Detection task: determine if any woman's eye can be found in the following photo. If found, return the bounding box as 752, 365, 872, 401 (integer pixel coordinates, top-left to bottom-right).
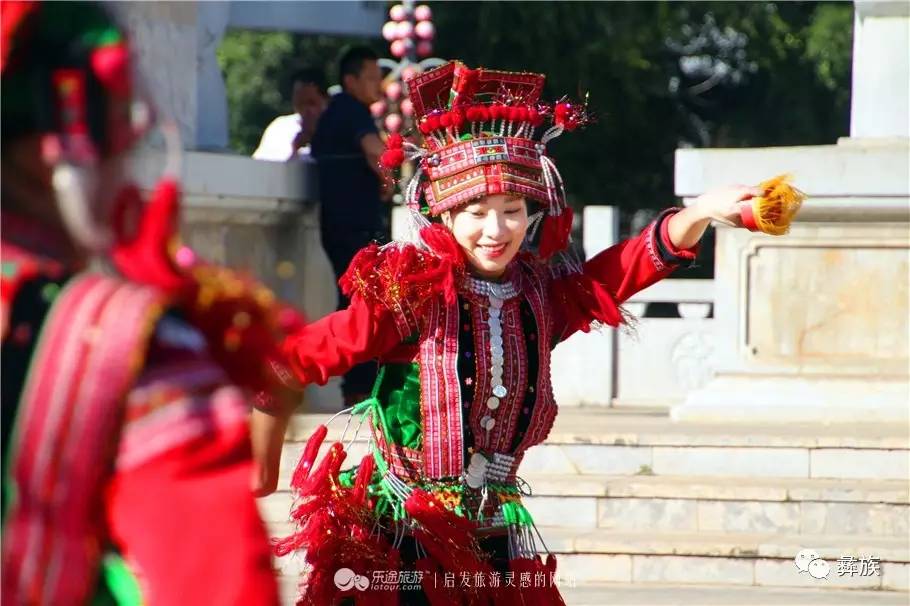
470, 211, 485, 218
505, 209, 521, 215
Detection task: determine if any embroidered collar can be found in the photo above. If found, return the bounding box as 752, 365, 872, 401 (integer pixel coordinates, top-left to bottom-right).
461, 263, 522, 300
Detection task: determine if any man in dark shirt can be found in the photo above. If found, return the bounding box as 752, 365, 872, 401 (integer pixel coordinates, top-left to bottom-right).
311, 46, 389, 406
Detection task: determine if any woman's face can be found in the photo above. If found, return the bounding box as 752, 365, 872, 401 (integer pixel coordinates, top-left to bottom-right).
444, 194, 529, 280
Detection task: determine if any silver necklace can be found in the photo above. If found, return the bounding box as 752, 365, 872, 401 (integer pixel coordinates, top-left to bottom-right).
464, 276, 516, 489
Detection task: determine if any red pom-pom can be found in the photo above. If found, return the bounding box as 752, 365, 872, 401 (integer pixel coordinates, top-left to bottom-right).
450, 107, 465, 129
507, 106, 522, 122
439, 112, 452, 128
554, 101, 583, 131
516, 106, 530, 123
477, 106, 491, 122
379, 148, 405, 169
528, 108, 540, 124
490, 104, 506, 120
386, 133, 403, 149
419, 120, 432, 135
426, 115, 440, 132
465, 105, 482, 122
91, 43, 131, 96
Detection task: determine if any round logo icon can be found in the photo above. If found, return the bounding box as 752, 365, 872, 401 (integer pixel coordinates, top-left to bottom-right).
334, 568, 370, 591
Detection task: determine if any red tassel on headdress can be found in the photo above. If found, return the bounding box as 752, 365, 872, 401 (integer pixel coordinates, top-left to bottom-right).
380, 148, 405, 169
465, 105, 484, 122
537, 208, 573, 260
450, 107, 466, 130
387, 133, 403, 149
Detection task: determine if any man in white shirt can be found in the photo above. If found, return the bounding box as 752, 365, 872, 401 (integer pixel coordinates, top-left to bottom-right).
253, 68, 328, 161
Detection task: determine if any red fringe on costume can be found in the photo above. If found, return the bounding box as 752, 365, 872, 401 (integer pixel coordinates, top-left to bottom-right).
339, 225, 466, 311
549, 271, 623, 333
275, 436, 394, 606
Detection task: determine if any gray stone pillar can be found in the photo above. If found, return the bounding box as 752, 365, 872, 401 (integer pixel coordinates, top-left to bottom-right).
113, 2, 230, 150
670, 1, 910, 424
851, 0, 910, 138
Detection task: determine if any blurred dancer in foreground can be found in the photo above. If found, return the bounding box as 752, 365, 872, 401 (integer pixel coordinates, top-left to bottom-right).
1, 2, 296, 603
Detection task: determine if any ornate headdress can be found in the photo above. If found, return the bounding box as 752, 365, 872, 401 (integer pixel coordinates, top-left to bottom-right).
381, 61, 589, 260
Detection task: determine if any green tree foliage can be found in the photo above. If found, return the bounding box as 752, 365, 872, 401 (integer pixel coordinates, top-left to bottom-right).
218, 1, 852, 216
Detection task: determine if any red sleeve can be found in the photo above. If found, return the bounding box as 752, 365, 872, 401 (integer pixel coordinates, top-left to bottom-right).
282, 295, 404, 386
551, 208, 699, 340
104, 319, 279, 606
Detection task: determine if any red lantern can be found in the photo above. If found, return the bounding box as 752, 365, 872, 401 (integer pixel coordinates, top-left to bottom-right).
417, 41, 433, 58
382, 21, 398, 41
385, 113, 403, 132
389, 4, 407, 21
385, 81, 403, 102
415, 21, 435, 40
370, 100, 387, 118
390, 39, 407, 58
396, 21, 414, 40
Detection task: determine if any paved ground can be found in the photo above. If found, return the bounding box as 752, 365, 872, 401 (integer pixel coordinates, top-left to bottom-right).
558, 583, 910, 605
278, 579, 908, 606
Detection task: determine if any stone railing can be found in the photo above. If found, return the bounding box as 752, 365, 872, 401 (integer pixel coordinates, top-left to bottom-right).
134, 151, 344, 410
614, 279, 715, 407
550, 206, 716, 407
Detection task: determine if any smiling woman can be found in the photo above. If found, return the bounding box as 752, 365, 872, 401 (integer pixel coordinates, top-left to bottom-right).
443, 194, 530, 279
252, 60, 762, 605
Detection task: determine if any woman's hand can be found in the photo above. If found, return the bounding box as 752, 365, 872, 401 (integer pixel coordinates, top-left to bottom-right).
667, 185, 762, 250
692, 185, 762, 228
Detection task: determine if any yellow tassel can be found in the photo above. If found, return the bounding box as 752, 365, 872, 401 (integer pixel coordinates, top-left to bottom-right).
745, 174, 806, 235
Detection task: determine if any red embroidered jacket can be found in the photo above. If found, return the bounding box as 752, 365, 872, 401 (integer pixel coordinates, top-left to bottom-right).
1, 216, 280, 605
284, 209, 697, 482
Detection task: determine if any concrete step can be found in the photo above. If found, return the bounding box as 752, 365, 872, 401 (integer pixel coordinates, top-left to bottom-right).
534, 527, 909, 562
542, 528, 907, 591
286, 408, 910, 449
284, 408, 909, 481
278, 578, 910, 606
521, 475, 909, 537
261, 475, 909, 538
263, 517, 909, 591
523, 474, 909, 504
